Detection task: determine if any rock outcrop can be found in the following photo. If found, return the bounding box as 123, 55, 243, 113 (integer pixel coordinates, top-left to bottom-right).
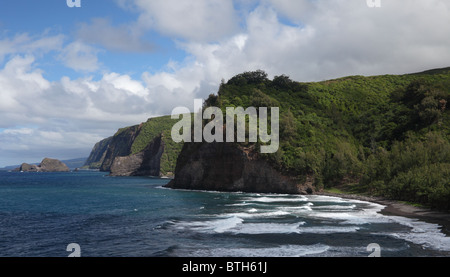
39, 158, 71, 172
100, 126, 141, 172
14, 158, 70, 172
17, 163, 39, 172
165, 142, 314, 195
110, 134, 165, 177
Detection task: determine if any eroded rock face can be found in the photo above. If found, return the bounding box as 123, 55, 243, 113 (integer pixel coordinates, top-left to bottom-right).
109, 152, 145, 177
109, 135, 164, 177
165, 142, 314, 195
100, 125, 141, 172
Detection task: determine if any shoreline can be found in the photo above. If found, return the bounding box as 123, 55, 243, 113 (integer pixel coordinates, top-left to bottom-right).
317, 192, 450, 236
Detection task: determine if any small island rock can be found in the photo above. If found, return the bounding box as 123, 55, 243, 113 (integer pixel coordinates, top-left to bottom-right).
14, 158, 70, 172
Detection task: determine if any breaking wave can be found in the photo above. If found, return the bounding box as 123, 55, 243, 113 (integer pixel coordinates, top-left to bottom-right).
169, 193, 450, 255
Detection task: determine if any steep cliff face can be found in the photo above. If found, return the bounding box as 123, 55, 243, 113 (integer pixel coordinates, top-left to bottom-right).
84, 136, 113, 169
85, 115, 183, 177
165, 142, 314, 194
110, 134, 165, 177
100, 125, 141, 172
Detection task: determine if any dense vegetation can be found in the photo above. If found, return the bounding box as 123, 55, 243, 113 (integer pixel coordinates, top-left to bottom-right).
205, 69, 450, 210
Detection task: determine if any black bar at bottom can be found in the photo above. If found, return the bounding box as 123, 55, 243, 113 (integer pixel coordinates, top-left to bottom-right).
0, 257, 448, 276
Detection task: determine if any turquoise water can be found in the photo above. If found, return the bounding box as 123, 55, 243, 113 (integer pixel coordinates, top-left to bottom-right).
0, 170, 449, 257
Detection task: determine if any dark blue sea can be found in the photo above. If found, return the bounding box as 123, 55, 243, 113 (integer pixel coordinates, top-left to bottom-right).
0, 170, 449, 257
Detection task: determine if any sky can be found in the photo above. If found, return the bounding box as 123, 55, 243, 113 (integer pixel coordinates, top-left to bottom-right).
1, 0, 450, 167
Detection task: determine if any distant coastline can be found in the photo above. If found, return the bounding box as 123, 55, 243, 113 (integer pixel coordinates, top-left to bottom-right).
1, 157, 87, 171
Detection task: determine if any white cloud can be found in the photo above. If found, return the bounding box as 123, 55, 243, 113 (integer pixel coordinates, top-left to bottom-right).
39, 130, 64, 141
271, 0, 450, 79
58, 41, 101, 72
133, 0, 240, 42
0, 55, 50, 117
76, 18, 155, 53
102, 72, 147, 97
168, 0, 450, 83
135, 5, 315, 103
0, 32, 64, 63
0, 31, 103, 74
3, 128, 34, 135
267, 0, 315, 23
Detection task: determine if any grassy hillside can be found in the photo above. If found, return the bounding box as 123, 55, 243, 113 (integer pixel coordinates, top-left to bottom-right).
207, 69, 450, 209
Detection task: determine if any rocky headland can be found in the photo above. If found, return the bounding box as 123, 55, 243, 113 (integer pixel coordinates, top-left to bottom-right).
84, 115, 182, 178
164, 142, 315, 195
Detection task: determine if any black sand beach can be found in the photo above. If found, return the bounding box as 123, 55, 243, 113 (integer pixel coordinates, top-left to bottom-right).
319, 192, 450, 236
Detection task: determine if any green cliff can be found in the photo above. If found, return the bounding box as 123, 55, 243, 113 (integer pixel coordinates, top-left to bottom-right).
85, 115, 183, 177
168, 69, 450, 210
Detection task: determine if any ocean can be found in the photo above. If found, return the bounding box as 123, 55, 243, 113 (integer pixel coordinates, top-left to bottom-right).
0, 170, 449, 257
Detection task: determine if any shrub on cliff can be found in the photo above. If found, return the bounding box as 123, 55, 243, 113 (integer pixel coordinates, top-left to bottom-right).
360, 132, 450, 209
